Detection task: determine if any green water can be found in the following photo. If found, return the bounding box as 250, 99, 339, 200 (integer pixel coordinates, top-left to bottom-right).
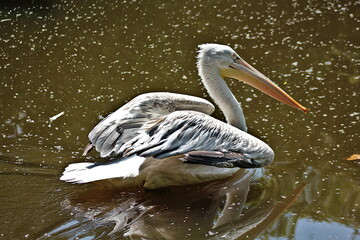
0, 0, 359, 239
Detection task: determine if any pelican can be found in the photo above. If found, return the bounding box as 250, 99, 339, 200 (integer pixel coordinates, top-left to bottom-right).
60, 44, 307, 189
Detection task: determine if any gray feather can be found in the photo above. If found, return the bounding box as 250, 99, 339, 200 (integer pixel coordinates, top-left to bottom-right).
85, 92, 215, 157
119, 111, 274, 167
182, 151, 262, 168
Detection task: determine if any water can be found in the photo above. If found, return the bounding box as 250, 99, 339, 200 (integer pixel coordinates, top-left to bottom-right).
0, 0, 359, 239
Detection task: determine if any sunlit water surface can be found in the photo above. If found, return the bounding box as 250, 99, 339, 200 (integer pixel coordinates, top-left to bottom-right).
0, 0, 359, 239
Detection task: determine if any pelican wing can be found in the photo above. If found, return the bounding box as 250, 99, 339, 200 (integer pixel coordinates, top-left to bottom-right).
182, 151, 261, 168
86, 92, 215, 157
119, 111, 274, 168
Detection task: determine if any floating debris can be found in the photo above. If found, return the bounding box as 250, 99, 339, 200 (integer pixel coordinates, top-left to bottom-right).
1, 18, 11, 23
50, 111, 65, 122
48, 111, 65, 127
345, 154, 360, 161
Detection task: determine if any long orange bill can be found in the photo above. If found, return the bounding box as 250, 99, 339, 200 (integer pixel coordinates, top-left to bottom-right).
221, 58, 307, 113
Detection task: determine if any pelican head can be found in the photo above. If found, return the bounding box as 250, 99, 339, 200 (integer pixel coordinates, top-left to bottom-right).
197, 44, 240, 69
197, 43, 307, 113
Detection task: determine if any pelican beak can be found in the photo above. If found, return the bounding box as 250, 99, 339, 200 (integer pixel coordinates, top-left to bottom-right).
221, 58, 307, 113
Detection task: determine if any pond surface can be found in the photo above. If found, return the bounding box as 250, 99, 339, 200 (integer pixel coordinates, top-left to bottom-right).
0, 0, 359, 239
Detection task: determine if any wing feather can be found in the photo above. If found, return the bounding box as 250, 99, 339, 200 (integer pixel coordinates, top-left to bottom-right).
85, 92, 215, 157
84, 93, 274, 168
182, 151, 261, 168
119, 111, 274, 167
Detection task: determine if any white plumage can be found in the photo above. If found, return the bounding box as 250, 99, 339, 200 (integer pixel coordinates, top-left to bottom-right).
60, 156, 146, 184
60, 44, 306, 189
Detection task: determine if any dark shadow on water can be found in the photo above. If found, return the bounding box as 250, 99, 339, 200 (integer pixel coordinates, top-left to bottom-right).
38, 169, 305, 240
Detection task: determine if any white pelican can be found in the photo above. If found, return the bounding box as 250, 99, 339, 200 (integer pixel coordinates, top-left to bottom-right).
60, 44, 307, 189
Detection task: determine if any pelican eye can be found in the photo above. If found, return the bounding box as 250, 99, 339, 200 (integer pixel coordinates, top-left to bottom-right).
231, 53, 240, 61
